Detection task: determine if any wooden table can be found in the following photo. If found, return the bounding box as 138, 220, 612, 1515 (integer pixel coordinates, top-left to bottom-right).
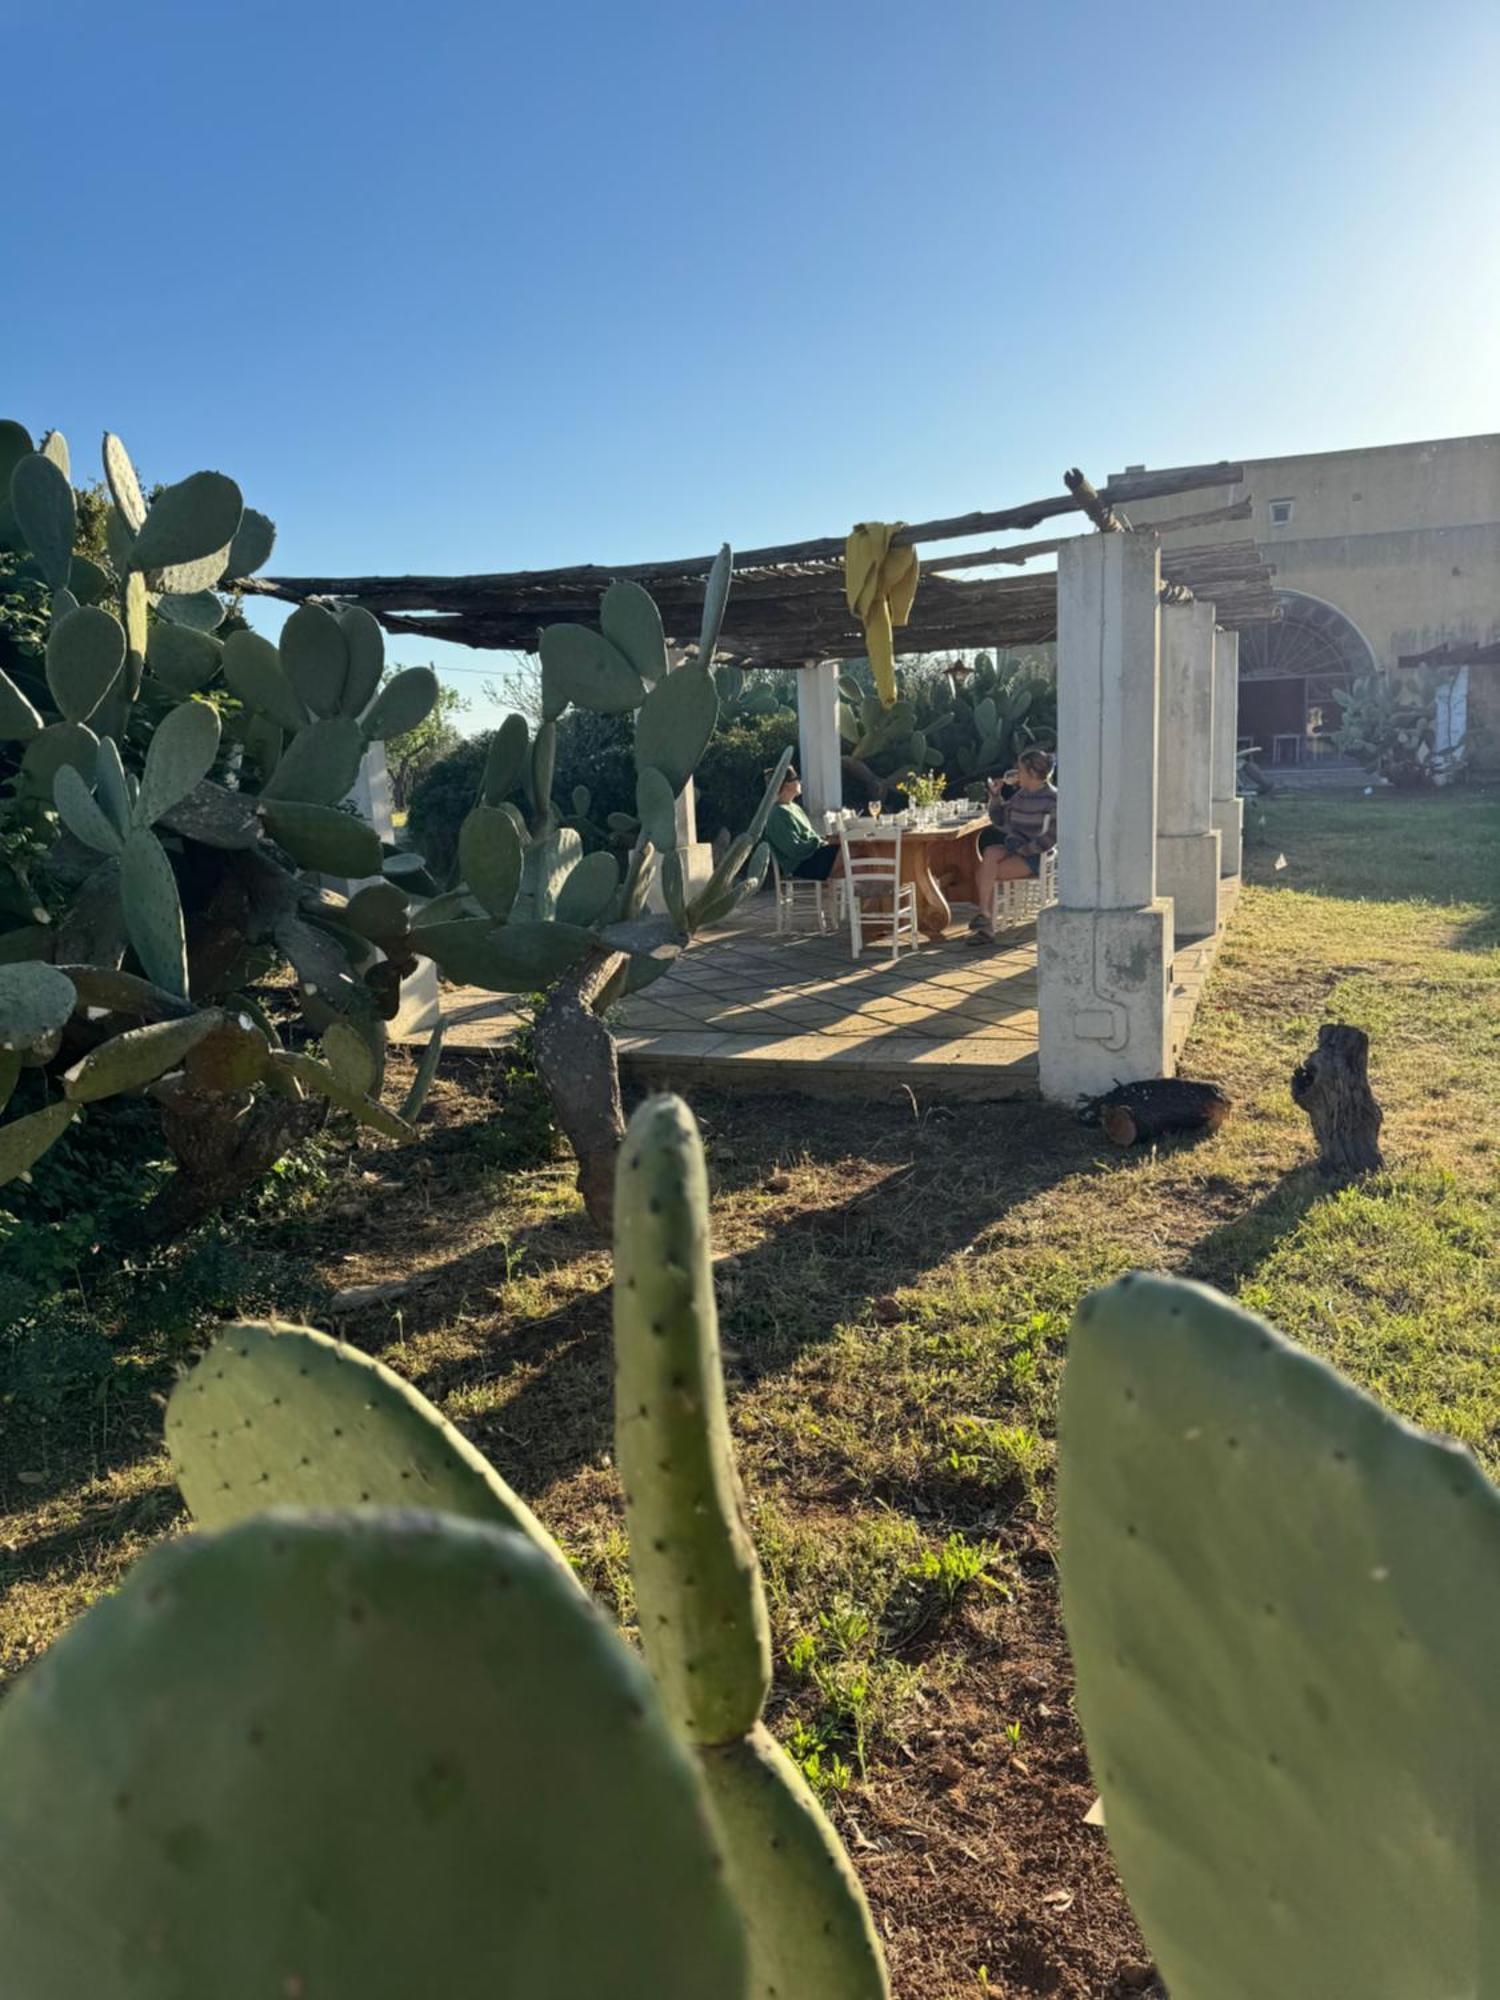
842, 813, 989, 938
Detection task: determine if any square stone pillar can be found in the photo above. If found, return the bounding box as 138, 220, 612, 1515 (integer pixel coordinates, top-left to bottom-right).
1039, 534, 1174, 1101
1211, 627, 1243, 877
1156, 598, 1222, 940
798, 658, 844, 821
646, 648, 715, 912
343, 743, 441, 1039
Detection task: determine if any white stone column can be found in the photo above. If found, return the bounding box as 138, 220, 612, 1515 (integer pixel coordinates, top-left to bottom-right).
1038, 534, 1174, 1100
798, 658, 844, 821
645, 648, 715, 914
1155, 599, 1222, 939
1211, 628, 1243, 877
343, 743, 441, 1039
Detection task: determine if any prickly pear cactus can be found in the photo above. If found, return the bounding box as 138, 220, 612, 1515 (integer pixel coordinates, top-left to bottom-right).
614, 1094, 771, 1740
167, 1319, 576, 1583
613, 1094, 890, 1999
0, 1510, 748, 1999
1059, 1271, 1500, 2000
0, 417, 443, 1216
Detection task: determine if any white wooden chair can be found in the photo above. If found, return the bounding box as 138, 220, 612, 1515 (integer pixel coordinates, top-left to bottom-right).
838, 826, 919, 962
990, 847, 1058, 932
770, 856, 834, 935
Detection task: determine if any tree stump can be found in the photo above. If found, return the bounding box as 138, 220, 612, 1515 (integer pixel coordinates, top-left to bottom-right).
1291, 1023, 1384, 1176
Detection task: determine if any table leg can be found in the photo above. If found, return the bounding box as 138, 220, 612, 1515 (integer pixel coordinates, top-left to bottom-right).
930, 831, 982, 912
905, 843, 951, 938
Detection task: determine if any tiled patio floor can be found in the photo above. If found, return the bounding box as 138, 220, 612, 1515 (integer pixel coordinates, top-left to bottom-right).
432, 881, 1236, 1103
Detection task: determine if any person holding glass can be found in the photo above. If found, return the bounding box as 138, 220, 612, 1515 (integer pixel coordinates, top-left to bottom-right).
967, 747, 1057, 943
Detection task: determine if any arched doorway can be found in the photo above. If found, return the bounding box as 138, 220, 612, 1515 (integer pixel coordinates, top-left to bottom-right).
1238, 590, 1376, 768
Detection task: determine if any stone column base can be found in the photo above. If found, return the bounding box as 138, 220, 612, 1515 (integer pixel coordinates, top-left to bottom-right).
1212, 797, 1243, 878
1156, 829, 1222, 940
1038, 901, 1174, 1102
645, 842, 716, 917
391, 959, 442, 1040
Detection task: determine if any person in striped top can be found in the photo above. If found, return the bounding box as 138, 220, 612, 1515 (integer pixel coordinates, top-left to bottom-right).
968, 747, 1057, 943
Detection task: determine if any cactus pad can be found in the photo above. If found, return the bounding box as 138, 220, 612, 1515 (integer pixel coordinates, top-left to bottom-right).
363, 666, 437, 740
279, 604, 350, 717
0, 1098, 77, 1185
10, 450, 76, 590
168, 1320, 573, 1577
222, 630, 307, 731
700, 1724, 890, 2000
45, 606, 126, 723
0, 1510, 747, 2000
1059, 1270, 1500, 2000
53, 765, 123, 854
601, 580, 669, 681
128, 469, 243, 575
226, 504, 276, 579
614, 1095, 770, 1743
21, 721, 99, 798
0, 961, 77, 1053
262, 800, 383, 879
458, 807, 524, 920
555, 849, 620, 927
146, 620, 223, 695
133, 699, 222, 827
63, 1010, 224, 1102
101, 431, 147, 532
417, 917, 593, 991
481, 712, 530, 803
119, 827, 188, 998
337, 606, 386, 716
539, 623, 645, 719
634, 662, 718, 795
261, 716, 366, 807
635, 765, 678, 852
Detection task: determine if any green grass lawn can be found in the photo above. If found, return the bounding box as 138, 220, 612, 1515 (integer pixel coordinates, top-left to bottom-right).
2, 783, 1497, 1998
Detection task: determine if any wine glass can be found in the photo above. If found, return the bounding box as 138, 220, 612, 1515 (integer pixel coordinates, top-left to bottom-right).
868, 799, 883, 822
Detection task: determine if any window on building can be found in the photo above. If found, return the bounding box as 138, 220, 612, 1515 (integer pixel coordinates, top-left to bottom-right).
1269, 498, 1294, 525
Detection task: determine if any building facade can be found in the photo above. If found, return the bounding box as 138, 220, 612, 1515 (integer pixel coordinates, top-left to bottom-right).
1115, 435, 1500, 770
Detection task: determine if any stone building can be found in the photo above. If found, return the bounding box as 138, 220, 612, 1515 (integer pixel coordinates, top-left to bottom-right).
1115, 434, 1500, 770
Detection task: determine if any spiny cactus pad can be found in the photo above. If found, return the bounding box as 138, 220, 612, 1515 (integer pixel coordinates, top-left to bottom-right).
119, 827, 188, 998
700, 1724, 890, 2000
0, 1510, 747, 2000
1058, 1270, 1500, 2000
168, 1320, 575, 1582
634, 661, 718, 795
614, 1095, 770, 1743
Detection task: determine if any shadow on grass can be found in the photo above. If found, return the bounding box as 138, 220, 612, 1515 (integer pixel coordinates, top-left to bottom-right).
339, 1091, 1117, 1507
1182, 1164, 1330, 1295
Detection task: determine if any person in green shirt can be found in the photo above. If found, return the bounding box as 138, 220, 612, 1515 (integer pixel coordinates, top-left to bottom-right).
764, 768, 841, 881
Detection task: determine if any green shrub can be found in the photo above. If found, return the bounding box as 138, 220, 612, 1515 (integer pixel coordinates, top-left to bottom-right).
693, 712, 800, 842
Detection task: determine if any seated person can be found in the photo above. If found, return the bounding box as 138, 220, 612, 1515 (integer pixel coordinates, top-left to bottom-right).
764, 766, 841, 882
968, 747, 1057, 942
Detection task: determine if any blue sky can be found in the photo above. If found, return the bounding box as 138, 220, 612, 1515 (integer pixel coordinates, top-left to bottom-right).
7, 0, 1498, 728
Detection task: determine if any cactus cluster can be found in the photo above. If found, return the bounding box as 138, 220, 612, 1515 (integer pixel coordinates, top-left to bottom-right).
0, 1092, 890, 1995
0, 420, 444, 1223
836, 652, 1055, 805
416, 551, 782, 1003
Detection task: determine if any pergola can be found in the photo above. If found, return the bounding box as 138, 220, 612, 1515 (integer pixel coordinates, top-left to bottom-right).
245, 462, 1277, 663
249, 463, 1275, 1100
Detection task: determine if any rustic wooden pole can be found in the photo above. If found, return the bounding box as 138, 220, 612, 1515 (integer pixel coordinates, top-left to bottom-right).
1291, 1023, 1384, 1175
